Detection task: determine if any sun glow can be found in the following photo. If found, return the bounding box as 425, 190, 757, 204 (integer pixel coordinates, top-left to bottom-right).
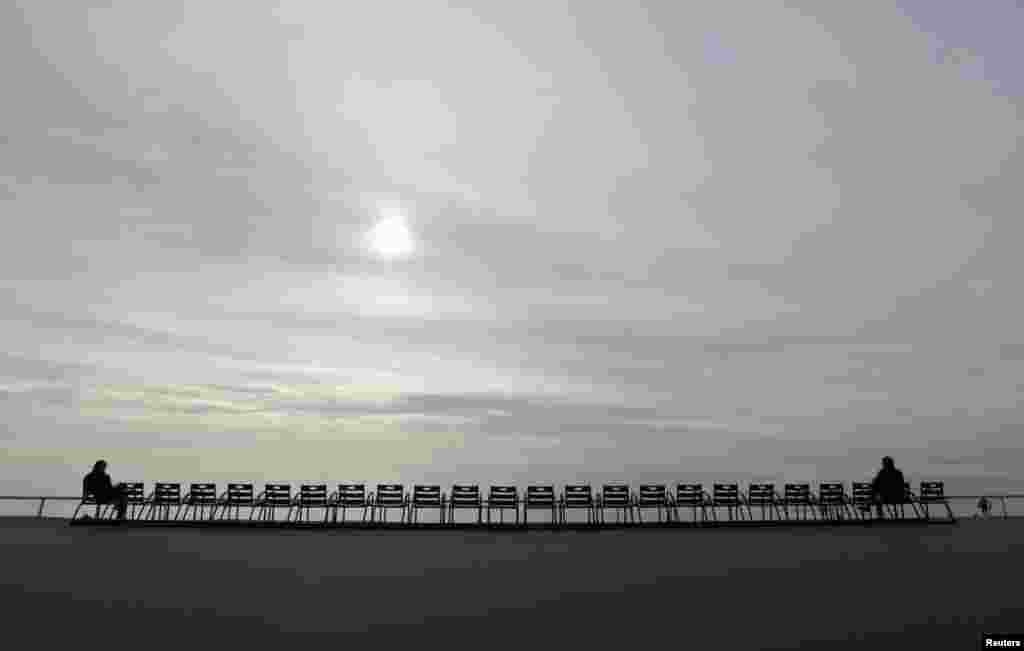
367, 216, 414, 259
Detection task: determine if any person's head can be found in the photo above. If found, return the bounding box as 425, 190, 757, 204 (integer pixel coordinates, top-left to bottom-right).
92, 460, 107, 474
881, 456, 895, 470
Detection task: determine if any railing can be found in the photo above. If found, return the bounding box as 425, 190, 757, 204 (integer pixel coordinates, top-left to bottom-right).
3, 493, 1024, 521
944, 494, 1024, 519
0, 496, 83, 519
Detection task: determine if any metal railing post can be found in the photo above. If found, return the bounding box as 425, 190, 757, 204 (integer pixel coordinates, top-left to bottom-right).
37, 498, 47, 518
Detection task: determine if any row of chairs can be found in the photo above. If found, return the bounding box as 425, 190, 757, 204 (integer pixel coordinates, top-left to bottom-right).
73, 480, 955, 525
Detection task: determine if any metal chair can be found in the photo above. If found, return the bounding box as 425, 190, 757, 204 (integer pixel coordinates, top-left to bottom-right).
746, 483, 782, 521
448, 484, 483, 525
597, 484, 633, 525
409, 485, 445, 524
560, 484, 596, 525
817, 483, 851, 521
216, 483, 255, 521
292, 484, 329, 523
122, 483, 147, 520
252, 484, 291, 522
373, 484, 407, 524
670, 483, 709, 524
780, 483, 816, 521
179, 483, 218, 521
523, 485, 557, 526
145, 483, 183, 521
331, 484, 371, 524
917, 481, 955, 522
634, 484, 670, 524
486, 486, 519, 525
850, 482, 876, 521
709, 483, 748, 522
899, 482, 924, 520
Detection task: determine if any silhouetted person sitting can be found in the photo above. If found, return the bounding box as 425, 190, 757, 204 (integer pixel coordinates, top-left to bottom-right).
83, 460, 128, 521
871, 456, 906, 519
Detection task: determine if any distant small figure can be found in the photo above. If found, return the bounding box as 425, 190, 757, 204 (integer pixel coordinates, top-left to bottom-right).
83, 460, 128, 521
976, 496, 992, 519
871, 456, 906, 519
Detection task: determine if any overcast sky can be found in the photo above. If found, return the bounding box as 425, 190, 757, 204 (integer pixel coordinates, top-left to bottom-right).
2, 1, 1022, 496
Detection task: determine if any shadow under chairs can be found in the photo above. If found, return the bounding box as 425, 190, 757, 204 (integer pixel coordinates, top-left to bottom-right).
448, 484, 483, 525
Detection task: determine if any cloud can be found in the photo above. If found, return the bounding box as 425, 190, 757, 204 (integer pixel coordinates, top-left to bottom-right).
2, 1, 1023, 493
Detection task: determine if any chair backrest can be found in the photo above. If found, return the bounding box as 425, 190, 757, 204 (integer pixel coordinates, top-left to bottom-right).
818, 482, 846, 505
919, 481, 945, 502
488, 486, 518, 507
337, 484, 368, 506
525, 485, 555, 506
152, 482, 182, 504
298, 484, 328, 505
674, 483, 705, 506
412, 485, 442, 506
712, 483, 740, 505
262, 483, 291, 506
122, 482, 146, 504
187, 483, 217, 504
747, 483, 776, 505
224, 483, 254, 505
851, 482, 874, 506
450, 484, 481, 506
637, 484, 667, 506
783, 483, 811, 504
375, 484, 405, 506
601, 484, 631, 507
563, 484, 593, 506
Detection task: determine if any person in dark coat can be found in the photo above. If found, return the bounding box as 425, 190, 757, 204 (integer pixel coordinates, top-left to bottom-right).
871, 456, 906, 518
83, 460, 128, 520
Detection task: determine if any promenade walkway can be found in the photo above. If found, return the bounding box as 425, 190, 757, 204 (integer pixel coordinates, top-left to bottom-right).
0, 517, 1020, 648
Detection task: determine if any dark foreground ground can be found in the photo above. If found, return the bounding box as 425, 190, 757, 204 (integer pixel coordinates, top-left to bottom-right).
1, 517, 1020, 649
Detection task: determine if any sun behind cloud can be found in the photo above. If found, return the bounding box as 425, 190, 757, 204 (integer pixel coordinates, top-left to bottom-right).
367, 216, 414, 259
